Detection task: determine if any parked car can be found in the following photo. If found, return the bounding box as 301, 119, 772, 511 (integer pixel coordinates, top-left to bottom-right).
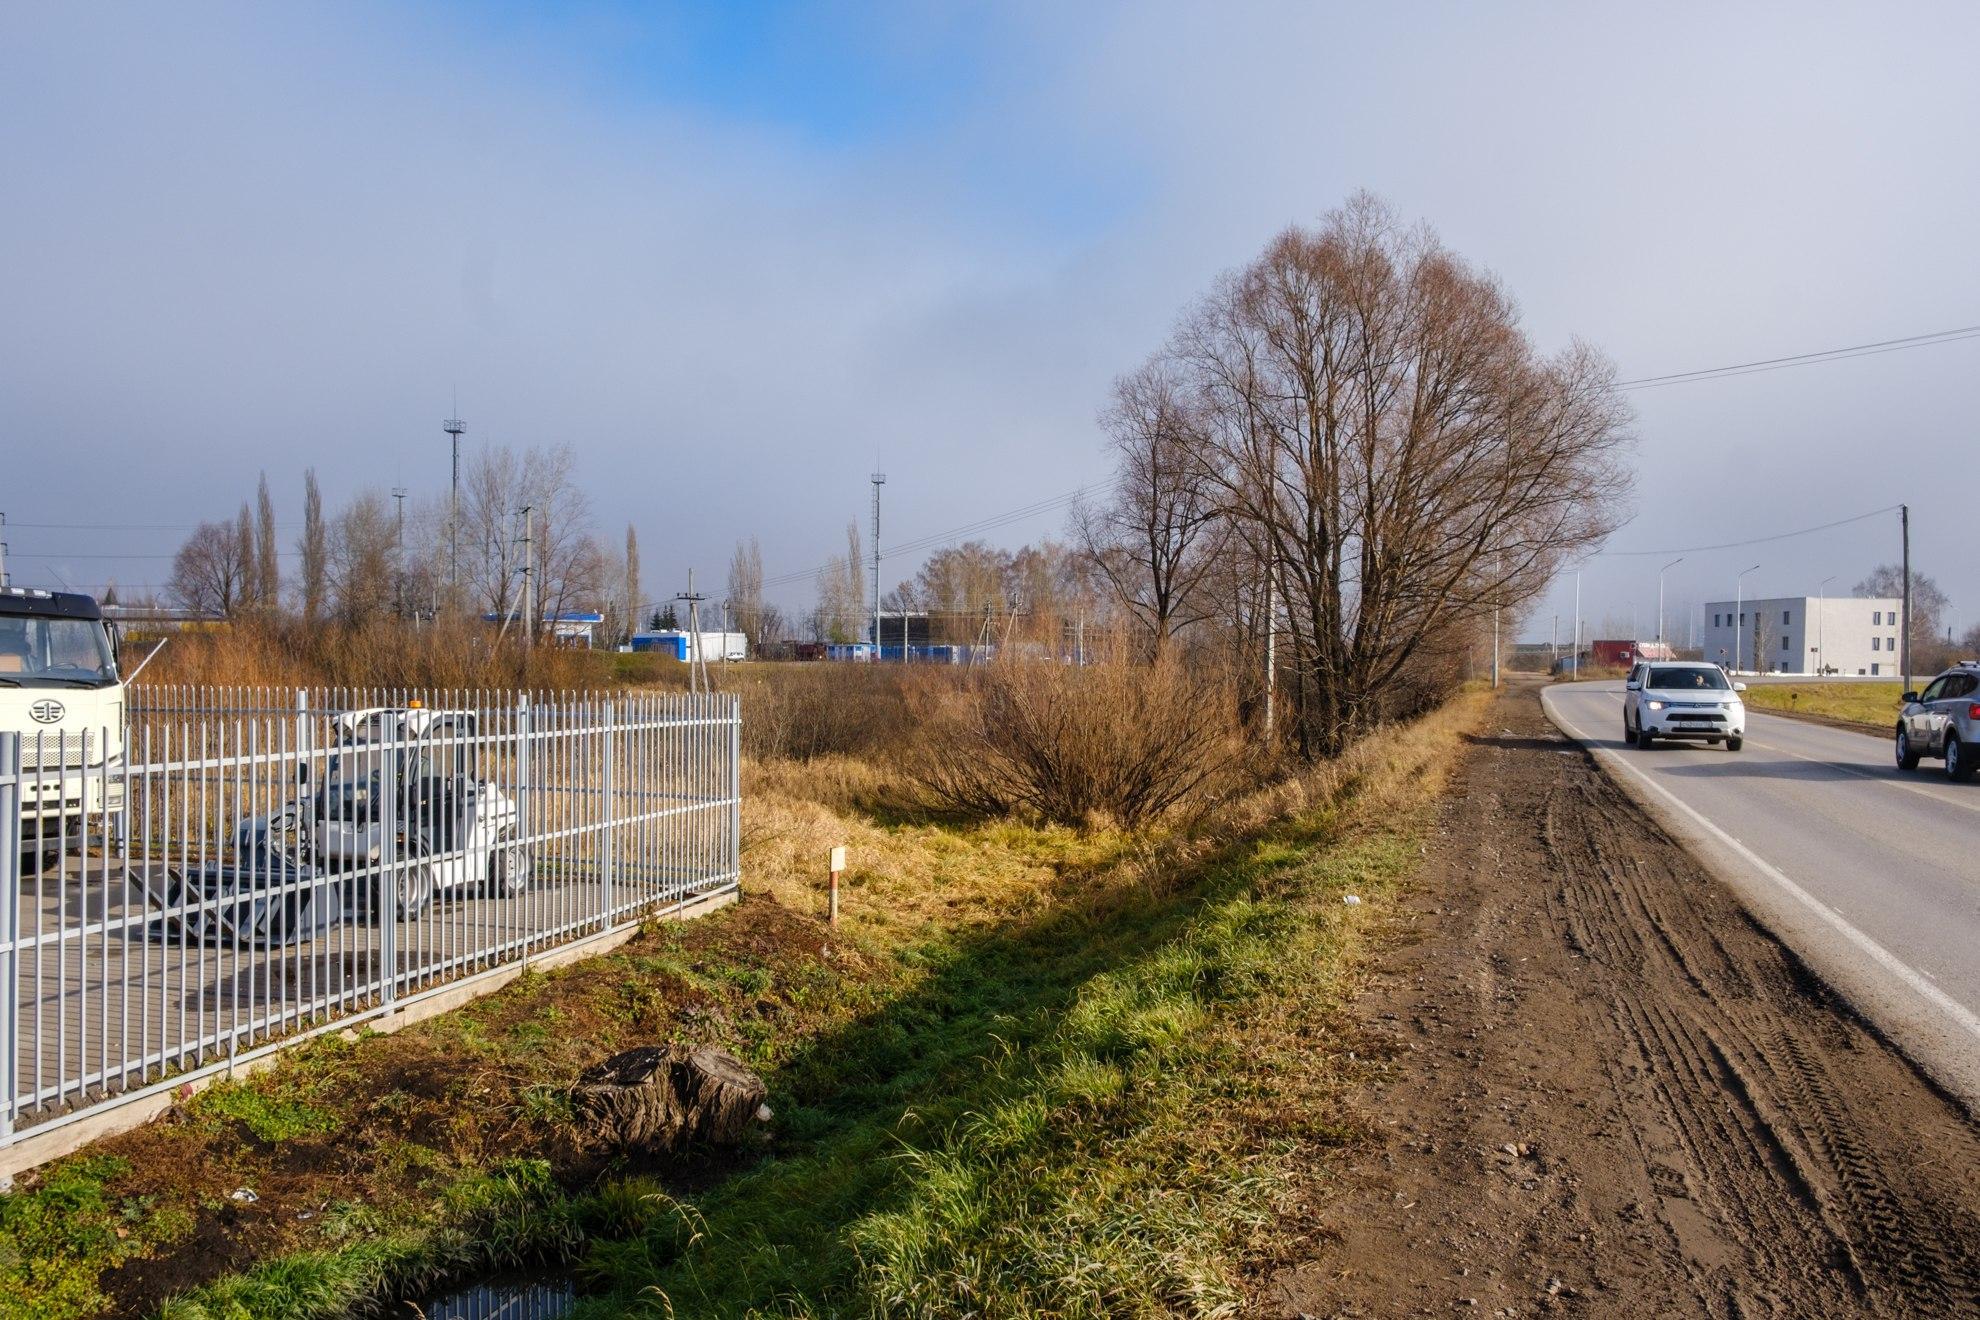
1624, 660, 1747, 750
1895, 661, 1980, 781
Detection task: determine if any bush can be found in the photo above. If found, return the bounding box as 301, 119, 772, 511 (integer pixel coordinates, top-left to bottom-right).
906, 660, 1244, 829
726, 663, 917, 761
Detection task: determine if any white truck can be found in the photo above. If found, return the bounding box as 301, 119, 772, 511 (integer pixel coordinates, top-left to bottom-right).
0, 587, 125, 859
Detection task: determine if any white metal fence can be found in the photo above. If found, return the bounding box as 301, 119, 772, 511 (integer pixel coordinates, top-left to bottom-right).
1, 686, 741, 1153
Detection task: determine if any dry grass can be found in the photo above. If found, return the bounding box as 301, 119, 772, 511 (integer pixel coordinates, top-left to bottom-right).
1742, 681, 1909, 732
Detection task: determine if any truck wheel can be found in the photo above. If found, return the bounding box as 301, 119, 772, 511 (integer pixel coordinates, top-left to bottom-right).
1948, 736, 1977, 783
1896, 726, 1920, 771
487, 826, 530, 897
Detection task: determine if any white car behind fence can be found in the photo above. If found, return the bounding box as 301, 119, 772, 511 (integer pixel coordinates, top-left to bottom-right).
1, 685, 740, 1163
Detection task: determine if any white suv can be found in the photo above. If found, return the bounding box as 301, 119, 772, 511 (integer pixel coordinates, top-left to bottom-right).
1624, 661, 1747, 751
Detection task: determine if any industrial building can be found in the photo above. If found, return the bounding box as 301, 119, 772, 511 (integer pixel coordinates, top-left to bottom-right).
1701, 596, 1903, 675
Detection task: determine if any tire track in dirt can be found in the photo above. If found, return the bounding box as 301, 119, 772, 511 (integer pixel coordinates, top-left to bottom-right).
1267, 681, 1980, 1319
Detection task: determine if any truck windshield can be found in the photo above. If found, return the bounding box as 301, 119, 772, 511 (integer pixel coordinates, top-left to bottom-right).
0, 615, 119, 687
1648, 666, 1730, 691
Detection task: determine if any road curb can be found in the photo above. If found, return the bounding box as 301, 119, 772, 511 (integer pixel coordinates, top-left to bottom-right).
1540, 683, 1980, 1119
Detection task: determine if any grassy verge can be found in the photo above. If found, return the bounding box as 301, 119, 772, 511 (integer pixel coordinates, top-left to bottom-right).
1741, 681, 1907, 732
4, 691, 1490, 1320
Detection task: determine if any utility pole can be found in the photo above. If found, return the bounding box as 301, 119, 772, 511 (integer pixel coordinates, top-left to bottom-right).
1264, 565, 1278, 736
870, 472, 885, 659
392, 487, 408, 618
1735, 563, 1761, 674
0, 511, 8, 587
443, 406, 465, 606
1573, 571, 1581, 673
678, 569, 710, 693
1658, 557, 1684, 652
518, 504, 535, 650
1900, 503, 1911, 693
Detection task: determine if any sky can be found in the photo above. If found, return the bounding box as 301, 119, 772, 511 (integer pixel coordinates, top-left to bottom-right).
4, 1, 1978, 640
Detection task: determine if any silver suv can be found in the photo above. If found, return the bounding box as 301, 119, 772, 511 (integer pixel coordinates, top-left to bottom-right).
1896, 662, 1980, 781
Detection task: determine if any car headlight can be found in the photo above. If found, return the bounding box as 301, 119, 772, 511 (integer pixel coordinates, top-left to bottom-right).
1646, 700, 1665, 711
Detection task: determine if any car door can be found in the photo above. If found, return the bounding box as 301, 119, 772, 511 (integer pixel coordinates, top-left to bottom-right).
1906, 677, 1947, 747
1933, 674, 1975, 752
1626, 664, 1647, 727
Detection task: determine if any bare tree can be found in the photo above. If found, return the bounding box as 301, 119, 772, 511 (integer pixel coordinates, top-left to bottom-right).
1855, 564, 1949, 670
1167, 192, 1632, 754
328, 490, 398, 626
298, 468, 327, 623
254, 471, 280, 615
727, 536, 765, 647
170, 521, 249, 617
1077, 359, 1227, 656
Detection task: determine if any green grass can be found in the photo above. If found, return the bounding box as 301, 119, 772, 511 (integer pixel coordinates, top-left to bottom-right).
168, 776, 1442, 1319
1742, 681, 1909, 732
12, 697, 1478, 1320
0, 1157, 193, 1319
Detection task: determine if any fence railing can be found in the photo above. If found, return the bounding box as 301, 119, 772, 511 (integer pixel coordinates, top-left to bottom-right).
2, 686, 741, 1152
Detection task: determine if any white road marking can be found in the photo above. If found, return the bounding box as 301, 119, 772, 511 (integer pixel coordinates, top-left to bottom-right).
1744, 726, 1980, 816
1546, 691, 1980, 1050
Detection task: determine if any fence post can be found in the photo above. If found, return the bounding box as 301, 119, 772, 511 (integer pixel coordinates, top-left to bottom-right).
600, 700, 614, 927
1, 733, 20, 1152
516, 695, 532, 960
729, 695, 741, 888
377, 730, 398, 1009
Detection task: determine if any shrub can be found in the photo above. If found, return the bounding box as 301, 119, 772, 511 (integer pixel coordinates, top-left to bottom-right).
906, 659, 1244, 829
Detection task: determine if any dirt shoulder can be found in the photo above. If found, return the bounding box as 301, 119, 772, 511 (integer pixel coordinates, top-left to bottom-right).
1265, 678, 1980, 1318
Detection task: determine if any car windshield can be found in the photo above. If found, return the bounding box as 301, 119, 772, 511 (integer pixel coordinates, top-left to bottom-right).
1648, 666, 1730, 691
0, 614, 118, 687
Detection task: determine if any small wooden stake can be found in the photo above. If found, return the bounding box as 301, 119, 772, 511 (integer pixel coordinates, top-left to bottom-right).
828, 845, 846, 925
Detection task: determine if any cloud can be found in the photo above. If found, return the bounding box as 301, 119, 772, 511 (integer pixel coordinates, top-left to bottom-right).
4, 2, 1978, 631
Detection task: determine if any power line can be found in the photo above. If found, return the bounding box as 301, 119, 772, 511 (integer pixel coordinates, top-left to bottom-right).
1596, 504, 1901, 558
1616, 324, 1980, 390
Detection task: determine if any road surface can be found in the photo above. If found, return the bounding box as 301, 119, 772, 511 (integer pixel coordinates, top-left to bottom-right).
1544, 679, 1980, 1109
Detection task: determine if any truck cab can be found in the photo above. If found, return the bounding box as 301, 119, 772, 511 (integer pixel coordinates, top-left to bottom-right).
0, 587, 125, 857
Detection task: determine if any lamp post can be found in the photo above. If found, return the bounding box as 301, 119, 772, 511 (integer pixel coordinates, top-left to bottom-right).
1658, 557, 1684, 653
1816, 575, 1835, 676
1734, 564, 1761, 674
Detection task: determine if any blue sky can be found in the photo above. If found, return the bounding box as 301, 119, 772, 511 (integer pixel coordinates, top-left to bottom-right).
5, 2, 1979, 638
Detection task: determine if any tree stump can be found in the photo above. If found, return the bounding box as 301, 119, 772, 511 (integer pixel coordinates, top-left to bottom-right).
572, 1045, 768, 1153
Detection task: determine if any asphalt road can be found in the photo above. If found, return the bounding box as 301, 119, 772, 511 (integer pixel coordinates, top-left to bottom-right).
1543, 679, 1980, 1109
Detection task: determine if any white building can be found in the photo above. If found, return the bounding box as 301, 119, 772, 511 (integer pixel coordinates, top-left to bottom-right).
1700, 596, 1903, 676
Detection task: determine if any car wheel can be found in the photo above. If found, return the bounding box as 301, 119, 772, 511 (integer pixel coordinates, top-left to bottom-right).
487, 826, 530, 897
396, 868, 434, 921
1726, 735, 1743, 752
1948, 736, 1978, 783
1896, 726, 1920, 771
1638, 727, 1655, 750
1623, 716, 1637, 746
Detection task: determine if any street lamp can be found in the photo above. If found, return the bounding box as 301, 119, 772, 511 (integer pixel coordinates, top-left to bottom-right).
1734, 564, 1761, 674
1658, 557, 1684, 652
1816, 575, 1835, 676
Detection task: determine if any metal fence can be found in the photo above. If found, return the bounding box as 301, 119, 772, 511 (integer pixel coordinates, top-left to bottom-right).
2, 686, 741, 1152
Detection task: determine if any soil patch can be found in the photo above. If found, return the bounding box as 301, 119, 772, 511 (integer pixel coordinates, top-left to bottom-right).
1265, 679, 1980, 1318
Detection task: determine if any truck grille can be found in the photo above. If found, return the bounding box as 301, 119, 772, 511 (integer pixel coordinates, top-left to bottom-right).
19, 729, 108, 770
